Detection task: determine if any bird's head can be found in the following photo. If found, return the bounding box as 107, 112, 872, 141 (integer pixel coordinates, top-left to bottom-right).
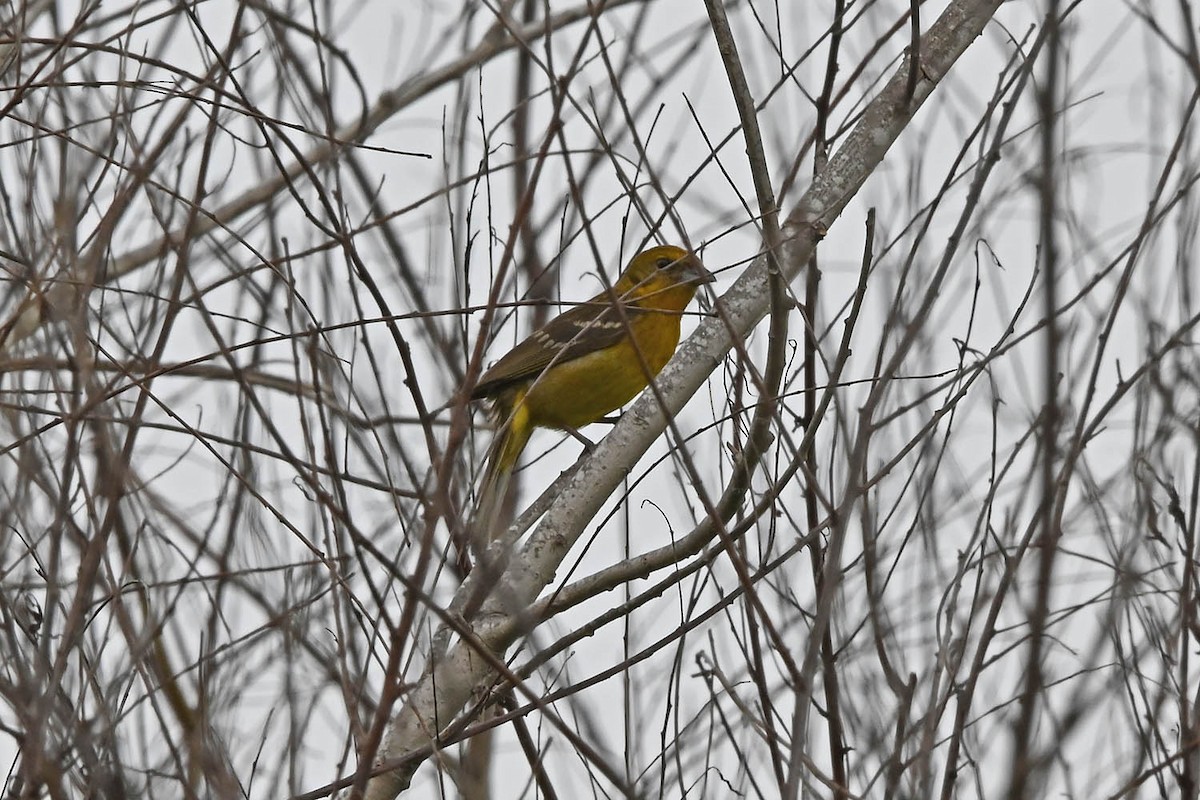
616, 245, 713, 300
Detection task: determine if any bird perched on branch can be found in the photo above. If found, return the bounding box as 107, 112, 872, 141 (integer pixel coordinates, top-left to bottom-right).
469, 244, 713, 544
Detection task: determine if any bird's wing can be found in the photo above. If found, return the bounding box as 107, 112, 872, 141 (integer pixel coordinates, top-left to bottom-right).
471, 299, 636, 399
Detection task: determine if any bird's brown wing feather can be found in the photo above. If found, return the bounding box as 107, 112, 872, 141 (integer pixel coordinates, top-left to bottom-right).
471, 300, 638, 399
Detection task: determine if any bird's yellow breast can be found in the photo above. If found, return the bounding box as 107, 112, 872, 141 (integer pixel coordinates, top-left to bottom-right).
520, 308, 684, 430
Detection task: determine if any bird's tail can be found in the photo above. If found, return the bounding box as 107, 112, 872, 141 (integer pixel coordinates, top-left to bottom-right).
472, 396, 532, 552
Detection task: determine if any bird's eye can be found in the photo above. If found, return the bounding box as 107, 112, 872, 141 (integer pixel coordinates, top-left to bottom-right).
655, 257, 674, 270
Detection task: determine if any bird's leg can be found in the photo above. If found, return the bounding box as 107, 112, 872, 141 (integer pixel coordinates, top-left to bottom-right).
564, 426, 596, 451
567, 415, 624, 451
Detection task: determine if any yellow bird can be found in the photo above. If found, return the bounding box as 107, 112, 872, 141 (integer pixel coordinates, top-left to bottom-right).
470, 244, 713, 539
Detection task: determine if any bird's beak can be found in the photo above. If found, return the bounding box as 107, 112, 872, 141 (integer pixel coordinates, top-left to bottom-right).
681, 255, 715, 286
